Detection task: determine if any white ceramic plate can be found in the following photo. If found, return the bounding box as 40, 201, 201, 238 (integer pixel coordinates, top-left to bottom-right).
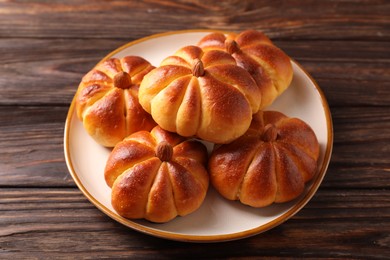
64, 30, 333, 242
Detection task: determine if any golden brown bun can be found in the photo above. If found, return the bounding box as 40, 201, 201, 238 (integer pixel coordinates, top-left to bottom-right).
198, 30, 293, 109
209, 111, 320, 207
104, 126, 209, 223
75, 56, 156, 147
139, 45, 261, 144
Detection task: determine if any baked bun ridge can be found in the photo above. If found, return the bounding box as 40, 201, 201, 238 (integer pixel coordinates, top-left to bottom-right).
104, 126, 209, 223
198, 30, 293, 109
209, 110, 320, 208
138, 45, 261, 144
75, 56, 156, 147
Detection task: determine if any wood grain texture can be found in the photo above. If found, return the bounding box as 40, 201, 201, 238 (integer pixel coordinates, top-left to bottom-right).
0, 188, 389, 259
0, 0, 388, 40
0, 106, 73, 187
1, 0, 389, 258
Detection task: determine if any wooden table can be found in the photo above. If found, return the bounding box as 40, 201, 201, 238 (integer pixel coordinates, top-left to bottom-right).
1, 1, 389, 258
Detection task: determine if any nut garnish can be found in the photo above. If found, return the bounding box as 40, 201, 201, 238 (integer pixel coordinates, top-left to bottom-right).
156, 141, 173, 162
262, 124, 279, 142
225, 39, 240, 55
192, 58, 205, 77
113, 71, 132, 89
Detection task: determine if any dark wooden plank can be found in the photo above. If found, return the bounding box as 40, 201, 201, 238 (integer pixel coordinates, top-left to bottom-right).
323, 164, 390, 190
331, 106, 390, 161
0, 38, 389, 106
0, 188, 389, 259
0, 0, 388, 40
322, 106, 390, 189
0, 106, 74, 187
0, 106, 389, 189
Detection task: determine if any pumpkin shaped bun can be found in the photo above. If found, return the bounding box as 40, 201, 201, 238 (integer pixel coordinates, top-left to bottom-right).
209, 111, 320, 208
139, 45, 261, 144
104, 126, 209, 223
75, 56, 156, 147
198, 30, 293, 109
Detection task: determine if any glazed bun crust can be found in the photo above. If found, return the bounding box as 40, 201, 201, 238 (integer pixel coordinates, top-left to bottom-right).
209, 111, 320, 208
105, 126, 209, 223
139, 45, 261, 144
198, 30, 293, 109
75, 56, 156, 147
